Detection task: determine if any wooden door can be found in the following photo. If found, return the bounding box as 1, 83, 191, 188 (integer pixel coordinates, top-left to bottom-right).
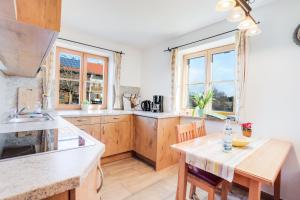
77, 124, 100, 140
156, 117, 180, 170
44, 191, 70, 200
117, 121, 132, 153
75, 162, 102, 200
100, 123, 119, 157
134, 116, 157, 162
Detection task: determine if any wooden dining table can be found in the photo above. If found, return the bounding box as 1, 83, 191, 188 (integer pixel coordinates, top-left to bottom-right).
171, 133, 292, 200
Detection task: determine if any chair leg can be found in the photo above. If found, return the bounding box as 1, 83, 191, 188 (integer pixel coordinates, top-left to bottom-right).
207, 188, 215, 200
189, 184, 196, 199
221, 181, 229, 200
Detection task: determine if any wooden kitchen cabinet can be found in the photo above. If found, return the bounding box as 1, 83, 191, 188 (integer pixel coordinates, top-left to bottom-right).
134, 116, 157, 162
134, 116, 179, 170
101, 123, 119, 157
64, 115, 133, 159
101, 115, 133, 157
156, 117, 180, 170
73, 162, 103, 200
77, 124, 101, 141
117, 121, 132, 153
0, 0, 62, 77
45, 162, 103, 200
15, 0, 62, 32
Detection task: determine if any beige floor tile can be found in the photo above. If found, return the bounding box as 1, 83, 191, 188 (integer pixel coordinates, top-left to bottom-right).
101, 157, 262, 200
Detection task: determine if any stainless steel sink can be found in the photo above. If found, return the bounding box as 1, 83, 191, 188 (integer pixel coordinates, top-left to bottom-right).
6, 113, 54, 123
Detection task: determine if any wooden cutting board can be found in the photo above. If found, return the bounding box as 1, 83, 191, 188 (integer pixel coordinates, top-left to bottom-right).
17, 87, 39, 112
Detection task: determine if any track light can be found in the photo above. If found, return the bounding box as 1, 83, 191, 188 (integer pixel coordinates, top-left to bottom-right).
227, 6, 246, 22
216, 0, 236, 12
216, 0, 261, 36
246, 25, 262, 36
238, 16, 255, 30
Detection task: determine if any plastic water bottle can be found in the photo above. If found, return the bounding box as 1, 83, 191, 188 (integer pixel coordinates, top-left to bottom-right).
223, 119, 233, 152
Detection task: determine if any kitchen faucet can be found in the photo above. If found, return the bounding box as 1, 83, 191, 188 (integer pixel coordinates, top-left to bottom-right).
8, 107, 26, 119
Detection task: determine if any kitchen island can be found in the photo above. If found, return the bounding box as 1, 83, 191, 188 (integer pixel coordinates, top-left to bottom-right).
0, 115, 105, 200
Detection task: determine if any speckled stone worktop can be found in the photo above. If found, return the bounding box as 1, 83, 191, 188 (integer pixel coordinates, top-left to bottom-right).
0, 116, 105, 200
56, 109, 179, 119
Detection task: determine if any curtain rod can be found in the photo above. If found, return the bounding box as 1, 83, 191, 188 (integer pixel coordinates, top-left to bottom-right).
164, 28, 238, 52
57, 38, 125, 55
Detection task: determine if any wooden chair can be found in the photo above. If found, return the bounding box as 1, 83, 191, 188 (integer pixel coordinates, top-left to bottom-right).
176, 121, 229, 200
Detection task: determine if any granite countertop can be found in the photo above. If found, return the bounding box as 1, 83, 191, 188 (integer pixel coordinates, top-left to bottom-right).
0, 116, 105, 200
56, 110, 179, 119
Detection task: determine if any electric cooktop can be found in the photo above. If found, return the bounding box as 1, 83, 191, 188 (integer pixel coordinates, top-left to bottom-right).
0, 128, 95, 161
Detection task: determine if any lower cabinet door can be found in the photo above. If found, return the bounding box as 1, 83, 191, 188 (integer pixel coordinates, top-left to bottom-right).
75, 162, 103, 200
101, 123, 119, 157
134, 116, 157, 162
77, 124, 101, 141
117, 121, 132, 153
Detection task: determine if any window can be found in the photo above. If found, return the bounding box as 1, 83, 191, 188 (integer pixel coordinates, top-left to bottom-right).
182, 44, 236, 114
56, 47, 108, 109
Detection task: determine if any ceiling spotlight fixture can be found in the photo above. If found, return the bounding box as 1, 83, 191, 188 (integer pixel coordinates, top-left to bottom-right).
238, 16, 255, 30
227, 6, 246, 22
216, 0, 236, 12
246, 25, 262, 36
216, 0, 261, 36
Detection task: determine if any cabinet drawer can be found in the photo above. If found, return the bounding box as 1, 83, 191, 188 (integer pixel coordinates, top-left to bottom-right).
65, 117, 101, 126
102, 115, 131, 123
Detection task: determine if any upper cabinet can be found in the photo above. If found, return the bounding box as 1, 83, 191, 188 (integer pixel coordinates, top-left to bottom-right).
0, 0, 62, 77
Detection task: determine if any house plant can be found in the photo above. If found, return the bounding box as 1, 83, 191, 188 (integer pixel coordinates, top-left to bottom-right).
81, 100, 90, 111
192, 90, 214, 117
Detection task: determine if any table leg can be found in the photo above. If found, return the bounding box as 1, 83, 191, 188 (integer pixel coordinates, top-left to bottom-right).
248, 179, 261, 200
274, 170, 281, 200
176, 153, 187, 200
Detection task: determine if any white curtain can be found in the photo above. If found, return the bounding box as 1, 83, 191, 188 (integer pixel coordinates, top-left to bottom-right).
235, 31, 248, 122
113, 52, 122, 109
170, 48, 178, 112
41, 48, 55, 110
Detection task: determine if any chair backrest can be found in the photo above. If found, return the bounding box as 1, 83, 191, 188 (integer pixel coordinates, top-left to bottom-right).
196, 119, 207, 137
176, 123, 198, 143
177, 120, 207, 143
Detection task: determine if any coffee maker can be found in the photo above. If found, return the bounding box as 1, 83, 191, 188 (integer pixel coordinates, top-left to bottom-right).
152, 95, 163, 113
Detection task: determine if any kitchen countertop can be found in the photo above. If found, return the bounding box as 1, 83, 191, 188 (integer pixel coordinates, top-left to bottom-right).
0, 116, 105, 200
56, 110, 179, 119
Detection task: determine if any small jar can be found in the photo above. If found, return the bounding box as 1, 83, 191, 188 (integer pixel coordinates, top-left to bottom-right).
243, 129, 252, 137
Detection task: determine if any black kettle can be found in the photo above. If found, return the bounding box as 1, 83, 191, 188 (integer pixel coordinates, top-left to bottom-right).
141, 100, 152, 111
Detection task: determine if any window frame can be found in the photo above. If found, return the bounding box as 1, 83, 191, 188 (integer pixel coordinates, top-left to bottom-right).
181, 44, 236, 115
55, 47, 109, 110
83, 53, 108, 110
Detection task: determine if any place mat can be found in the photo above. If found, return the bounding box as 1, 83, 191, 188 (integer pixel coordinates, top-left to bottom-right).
185, 137, 269, 182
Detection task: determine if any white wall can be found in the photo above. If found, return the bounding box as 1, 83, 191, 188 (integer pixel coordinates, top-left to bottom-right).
59, 27, 142, 88
140, 0, 300, 199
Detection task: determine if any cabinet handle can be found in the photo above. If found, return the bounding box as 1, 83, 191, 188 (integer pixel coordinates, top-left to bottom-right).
97, 165, 104, 193
113, 117, 120, 119
77, 119, 88, 122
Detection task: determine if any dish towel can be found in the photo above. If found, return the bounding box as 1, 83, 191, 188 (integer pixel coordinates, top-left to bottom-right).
185, 137, 269, 182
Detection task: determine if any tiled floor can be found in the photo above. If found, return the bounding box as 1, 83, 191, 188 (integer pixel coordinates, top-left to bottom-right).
101, 157, 255, 200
